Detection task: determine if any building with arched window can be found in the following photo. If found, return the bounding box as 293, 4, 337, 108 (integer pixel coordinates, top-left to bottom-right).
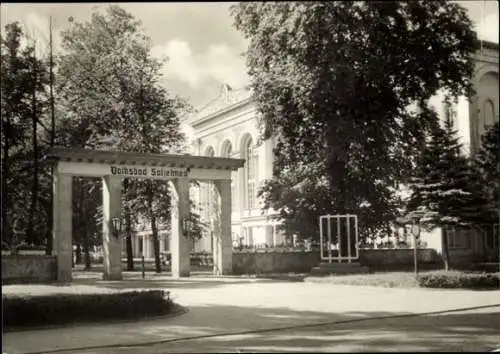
409, 41, 499, 261
187, 42, 499, 260
130, 42, 498, 262
187, 83, 285, 251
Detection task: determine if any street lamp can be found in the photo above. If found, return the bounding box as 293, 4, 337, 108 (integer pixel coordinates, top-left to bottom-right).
411, 222, 421, 278
111, 217, 122, 239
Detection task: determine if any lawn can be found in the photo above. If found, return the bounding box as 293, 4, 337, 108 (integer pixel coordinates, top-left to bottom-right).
305, 270, 500, 289
305, 271, 421, 288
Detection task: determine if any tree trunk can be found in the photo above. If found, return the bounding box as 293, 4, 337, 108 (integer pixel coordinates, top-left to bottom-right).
147, 182, 162, 273
83, 231, 91, 270
27, 64, 38, 245
125, 212, 134, 270
2, 126, 10, 245
46, 167, 54, 255
76, 243, 82, 264
123, 179, 134, 270
441, 227, 450, 271
79, 181, 91, 270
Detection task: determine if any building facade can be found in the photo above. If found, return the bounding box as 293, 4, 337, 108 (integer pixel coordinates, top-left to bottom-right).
187, 84, 286, 252
130, 42, 498, 260
417, 41, 499, 262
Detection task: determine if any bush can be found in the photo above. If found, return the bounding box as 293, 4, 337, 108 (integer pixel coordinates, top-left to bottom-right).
3, 290, 172, 329
418, 271, 500, 289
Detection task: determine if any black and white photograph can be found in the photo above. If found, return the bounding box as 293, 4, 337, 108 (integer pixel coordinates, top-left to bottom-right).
1, 1, 499, 353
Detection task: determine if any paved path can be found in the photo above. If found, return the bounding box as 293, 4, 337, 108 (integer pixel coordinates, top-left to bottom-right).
3, 272, 500, 353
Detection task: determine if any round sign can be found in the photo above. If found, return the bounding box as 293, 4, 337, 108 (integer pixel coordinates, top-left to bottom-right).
411, 224, 420, 236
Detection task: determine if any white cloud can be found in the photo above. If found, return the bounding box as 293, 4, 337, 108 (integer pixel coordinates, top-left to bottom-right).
475, 11, 499, 43
5, 12, 63, 58
152, 39, 249, 90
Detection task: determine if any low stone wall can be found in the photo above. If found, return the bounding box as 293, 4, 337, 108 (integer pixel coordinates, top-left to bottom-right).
232, 251, 321, 275
2, 255, 57, 284
231, 248, 449, 274
358, 248, 441, 267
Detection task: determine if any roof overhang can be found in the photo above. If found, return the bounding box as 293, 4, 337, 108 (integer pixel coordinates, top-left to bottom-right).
44, 147, 245, 181
45, 147, 245, 171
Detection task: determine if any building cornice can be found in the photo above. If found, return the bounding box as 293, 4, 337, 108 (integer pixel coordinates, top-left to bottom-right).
189, 96, 255, 128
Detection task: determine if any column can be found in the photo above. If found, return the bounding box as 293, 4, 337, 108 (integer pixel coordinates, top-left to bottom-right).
102, 175, 123, 280
264, 225, 273, 247
145, 235, 150, 258
215, 179, 233, 274
53, 171, 72, 282
135, 235, 140, 257
170, 178, 190, 277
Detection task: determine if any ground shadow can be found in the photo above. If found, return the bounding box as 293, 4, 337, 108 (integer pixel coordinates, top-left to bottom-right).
134, 306, 500, 353
18, 304, 500, 354
70, 271, 290, 290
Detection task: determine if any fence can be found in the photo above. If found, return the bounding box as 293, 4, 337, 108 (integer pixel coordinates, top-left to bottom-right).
319, 214, 359, 263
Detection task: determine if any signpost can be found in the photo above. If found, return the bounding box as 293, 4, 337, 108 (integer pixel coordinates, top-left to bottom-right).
411, 223, 420, 277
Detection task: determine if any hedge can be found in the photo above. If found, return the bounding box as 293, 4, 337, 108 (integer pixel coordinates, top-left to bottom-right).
418, 271, 500, 289
3, 290, 172, 329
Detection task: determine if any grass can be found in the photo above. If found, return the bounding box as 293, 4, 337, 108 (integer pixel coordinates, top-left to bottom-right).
305, 271, 421, 288
305, 270, 500, 289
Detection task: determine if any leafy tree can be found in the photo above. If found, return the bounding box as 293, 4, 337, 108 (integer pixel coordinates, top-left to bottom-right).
231, 1, 478, 240
1, 22, 50, 248
72, 177, 102, 269
405, 102, 481, 270
56, 5, 188, 272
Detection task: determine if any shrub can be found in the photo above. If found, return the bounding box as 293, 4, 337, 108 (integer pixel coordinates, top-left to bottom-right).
3, 290, 172, 329
418, 271, 500, 289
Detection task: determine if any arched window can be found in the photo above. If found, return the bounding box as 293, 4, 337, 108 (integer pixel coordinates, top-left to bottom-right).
244, 137, 258, 210
221, 140, 236, 209
484, 99, 495, 129
477, 72, 499, 146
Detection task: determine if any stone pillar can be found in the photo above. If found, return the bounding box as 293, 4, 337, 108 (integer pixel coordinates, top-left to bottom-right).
145, 235, 150, 258
170, 178, 190, 277
53, 171, 72, 282
102, 175, 123, 280
272, 224, 277, 247
214, 179, 233, 274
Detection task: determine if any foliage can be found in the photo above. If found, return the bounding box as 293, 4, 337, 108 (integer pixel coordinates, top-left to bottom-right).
56, 5, 189, 271
72, 177, 103, 268
472, 121, 500, 224
231, 1, 478, 240
417, 271, 500, 289
185, 199, 208, 241
1, 21, 51, 247
405, 104, 484, 229
2, 290, 172, 329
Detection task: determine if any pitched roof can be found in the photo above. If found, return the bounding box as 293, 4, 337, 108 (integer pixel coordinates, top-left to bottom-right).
193, 83, 253, 120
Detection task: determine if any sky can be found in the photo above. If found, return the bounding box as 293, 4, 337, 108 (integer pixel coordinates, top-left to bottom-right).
1, 1, 498, 110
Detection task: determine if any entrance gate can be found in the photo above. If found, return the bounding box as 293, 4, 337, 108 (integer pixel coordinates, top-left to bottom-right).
319, 214, 359, 263
46, 147, 244, 282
